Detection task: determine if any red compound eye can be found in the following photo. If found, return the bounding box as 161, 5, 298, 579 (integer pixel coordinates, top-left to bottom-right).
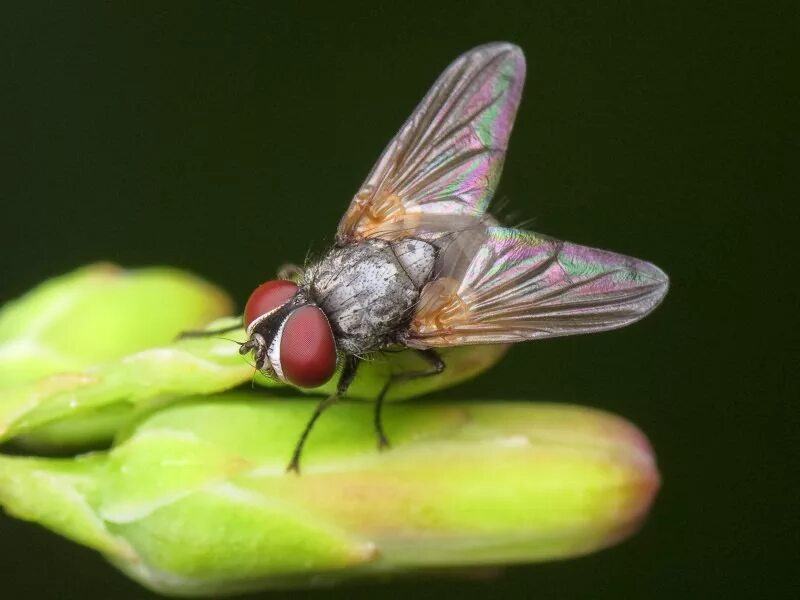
279, 306, 337, 388
243, 280, 298, 329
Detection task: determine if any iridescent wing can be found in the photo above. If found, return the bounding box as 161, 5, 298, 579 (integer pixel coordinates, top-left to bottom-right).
337, 43, 525, 243
405, 226, 669, 347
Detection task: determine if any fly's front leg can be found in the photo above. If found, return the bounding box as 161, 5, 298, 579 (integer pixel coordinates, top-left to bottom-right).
374, 349, 445, 450
286, 354, 360, 474
177, 321, 243, 340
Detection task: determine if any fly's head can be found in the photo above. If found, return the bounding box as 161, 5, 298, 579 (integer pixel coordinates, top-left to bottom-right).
241, 280, 338, 388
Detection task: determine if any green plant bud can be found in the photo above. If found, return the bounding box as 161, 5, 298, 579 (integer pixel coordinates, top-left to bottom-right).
0, 263, 233, 390
256, 343, 509, 402
0, 394, 659, 596
0, 263, 237, 448
0, 265, 507, 450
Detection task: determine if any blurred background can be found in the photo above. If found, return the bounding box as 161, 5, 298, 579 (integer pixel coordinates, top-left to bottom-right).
0, 2, 795, 598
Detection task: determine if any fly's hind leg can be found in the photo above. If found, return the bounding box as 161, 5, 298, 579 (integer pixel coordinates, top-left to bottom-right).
374, 349, 445, 450
286, 355, 360, 474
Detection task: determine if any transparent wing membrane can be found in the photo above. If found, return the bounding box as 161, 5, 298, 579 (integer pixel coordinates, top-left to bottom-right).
407, 227, 669, 347
337, 43, 525, 242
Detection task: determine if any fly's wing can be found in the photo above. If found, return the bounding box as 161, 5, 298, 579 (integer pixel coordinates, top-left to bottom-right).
406, 226, 669, 347
337, 43, 525, 243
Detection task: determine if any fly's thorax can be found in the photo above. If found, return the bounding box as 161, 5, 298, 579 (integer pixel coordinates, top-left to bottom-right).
303, 239, 436, 354
390, 238, 438, 288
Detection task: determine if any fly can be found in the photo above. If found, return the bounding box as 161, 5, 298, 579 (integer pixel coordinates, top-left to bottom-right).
233, 43, 668, 472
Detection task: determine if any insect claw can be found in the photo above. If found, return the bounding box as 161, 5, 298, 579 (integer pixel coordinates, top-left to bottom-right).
285, 458, 301, 475
377, 435, 391, 452
277, 263, 304, 281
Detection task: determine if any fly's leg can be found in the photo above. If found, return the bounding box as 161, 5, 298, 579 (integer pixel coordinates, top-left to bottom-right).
181, 263, 302, 340
374, 349, 445, 450
277, 263, 304, 282
177, 321, 243, 339
286, 355, 360, 474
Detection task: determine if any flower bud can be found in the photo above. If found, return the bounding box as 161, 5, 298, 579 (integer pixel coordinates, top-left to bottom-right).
0, 264, 236, 448
0, 265, 506, 449
0, 394, 659, 596
0, 263, 233, 389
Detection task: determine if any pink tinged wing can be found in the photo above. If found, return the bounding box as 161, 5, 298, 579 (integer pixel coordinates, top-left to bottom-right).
337, 43, 526, 241
408, 227, 669, 346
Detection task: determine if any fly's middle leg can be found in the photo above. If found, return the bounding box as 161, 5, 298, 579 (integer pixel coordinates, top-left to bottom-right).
286, 354, 360, 474
374, 348, 445, 449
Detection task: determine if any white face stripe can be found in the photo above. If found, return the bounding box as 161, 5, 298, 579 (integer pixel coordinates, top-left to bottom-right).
246, 304, 286, 335
267, 317, 288, 383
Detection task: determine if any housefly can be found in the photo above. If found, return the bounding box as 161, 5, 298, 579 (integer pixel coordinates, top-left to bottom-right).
235, 43, 668, 472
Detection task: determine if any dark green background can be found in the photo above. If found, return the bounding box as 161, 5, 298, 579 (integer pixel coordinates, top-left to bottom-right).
1, 3, 795, 599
